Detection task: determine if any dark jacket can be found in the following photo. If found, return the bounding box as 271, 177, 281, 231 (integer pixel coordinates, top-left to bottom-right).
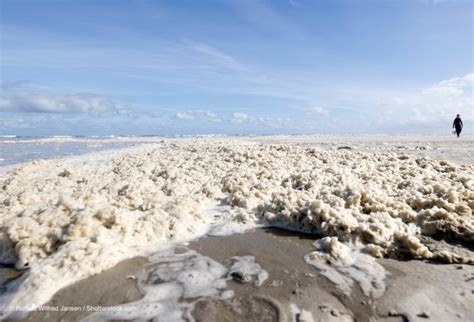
453, 117, 463, 129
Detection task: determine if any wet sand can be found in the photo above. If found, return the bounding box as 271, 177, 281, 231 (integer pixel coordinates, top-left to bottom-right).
12, 257, 147, 322
15, 228, 474, 322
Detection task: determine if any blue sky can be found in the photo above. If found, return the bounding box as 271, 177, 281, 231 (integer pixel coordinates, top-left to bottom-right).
1, 0, 472, 136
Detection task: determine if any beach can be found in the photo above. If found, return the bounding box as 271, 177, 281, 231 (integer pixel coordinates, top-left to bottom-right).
0, 135, 473, 321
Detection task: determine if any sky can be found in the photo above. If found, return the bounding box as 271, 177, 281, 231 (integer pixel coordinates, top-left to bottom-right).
0, 0, 473, 136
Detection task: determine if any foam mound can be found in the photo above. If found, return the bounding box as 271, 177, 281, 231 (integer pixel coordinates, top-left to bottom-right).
0, 141, 473, 315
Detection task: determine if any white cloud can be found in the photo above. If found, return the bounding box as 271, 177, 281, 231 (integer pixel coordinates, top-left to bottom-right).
229, 112, 292, 128
174, 110, 223, 122
0, 93, 126, 114
303, 106, 328, 115
193, 43, 233, 63
175, 112, 195, 120
230, 112, 251, 124
422, 73, 473, 97
202, 110, 222, 122
255, 116, 292, 129
205, 111, 217, 118
377, 73, 473, 128
191, 42, 247, 72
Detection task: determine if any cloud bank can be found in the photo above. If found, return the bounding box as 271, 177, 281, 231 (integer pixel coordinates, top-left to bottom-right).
379, 73, 473, 127
175, 110, 222, 122
0, 93, 126, 114
0, 73, 471, 135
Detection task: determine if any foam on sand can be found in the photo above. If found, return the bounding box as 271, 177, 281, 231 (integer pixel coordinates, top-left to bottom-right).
83, 248, 229, 321
289, 303, 315, 322
0, 140, 473, 317
83, 248, 269, 321
228, 255, 268, 287
304, 237, 386, 299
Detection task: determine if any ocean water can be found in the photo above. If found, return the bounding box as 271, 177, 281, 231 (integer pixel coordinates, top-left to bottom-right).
0, 136, 162, 167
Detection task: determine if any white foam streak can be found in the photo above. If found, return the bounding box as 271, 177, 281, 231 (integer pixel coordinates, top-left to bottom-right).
84, 248, 228, 321
304, 237, 387, 299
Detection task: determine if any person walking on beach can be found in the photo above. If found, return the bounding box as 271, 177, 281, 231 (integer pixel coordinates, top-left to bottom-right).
452, 114, 463, 137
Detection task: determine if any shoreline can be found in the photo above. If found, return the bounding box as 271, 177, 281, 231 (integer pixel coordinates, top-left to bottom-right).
15, 228, 474, 322
1, 133, 473, 170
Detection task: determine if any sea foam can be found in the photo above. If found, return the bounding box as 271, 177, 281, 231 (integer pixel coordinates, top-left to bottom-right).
0, 140, 473, 317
